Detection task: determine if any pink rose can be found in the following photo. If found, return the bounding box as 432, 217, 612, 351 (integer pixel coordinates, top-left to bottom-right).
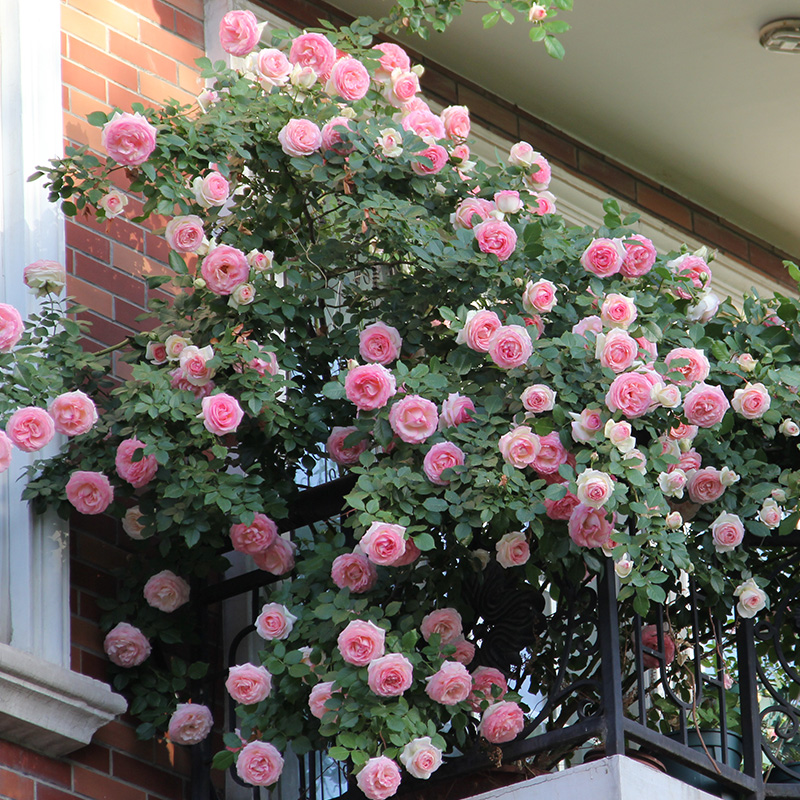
423, 441, 465, 485
0, 303, 24, 352
411, 144, 449, 176
360, 521, 407, 565
508, 141, 535, 167
439, 393, 475, 428
479, 701, 525, 743
384, 69, 420, 106
494, 190, 523, 214
359, 322, 402, 364
402, 109, 445, 141
570, 408, 603, 443
580, 238, 625, 277
146, 341, 167, 364
6, 407, 54, 452
522, 279, 557, 313
256, 603, 297, 641
637, 336, 658, 361
326, 426, 368, 465
143, 569, 190, 612
165, 334, 190, 360
344, 363, 397, 411
321, 116, 355, 156
469, 666, 508, 711
529, 191, 557, 216
400, 737, 443, 780
686, 467, 725, 504
337, 619, 386, 666
308, 681, 336, 719
450, 637, 476, 665
759, 499, 782, 529
219, 9, 259, 56
327, 56, 370, 101
683, 383, 730, 428
201, 245, 249, 295
115, 437, 158, 488
331, 553, 378, 593
192, 171, 229, 207
457, 309, 502, 352
98, 189, 128, 218
711, 512, 744, 553
669, 422, 698, 442
600, 293, 638, 328
255, 48, 292, 86
544, 491, 580, 520
732, 382, 771, 419
568, 503, 614, 548
236, 741, 284, 787
488, 325, 532, 369
421, 608, 462, 645
103, 622, 151, 667
171, 369, 214, 399
0, 431, 13, 474
523, 154, 551, 191
664, 347, 710, 386
572, 315, 602, 339
168, 703, 213, 745
440, 105, 470, 140
641, 625, 676, 669
389, 395, 438, 444
165, 215, 205, 253
226, 663, 272, 704
289, 33, 336, 78
498, 426, 540, 468
357, 756, 401, 800
606, 371, 655, 418
735, 579, 768, 619
576, 469, 615, 508
278, 119, 323, 158
122, 506, 145, 539
252, 537, 296, 576
473, 218, 517, 261
179, 345, 215, 386
669, 254, 712, 298
66, 471, 113, 515
596, 328, 638, 373
23, 260, 66, 296
373, 43, 411, 77
425, 660, 472, 705
392, 537, 421, 566
621, 234, 657, 277
101, 112, 157, 167
495, 531, 530, 568
532, 431, 569, 476
230, 513, 278, 555
367, 653, 413, 697
452, 197, 494, 230
200, 393, 244, 435
520, 384, 556, 414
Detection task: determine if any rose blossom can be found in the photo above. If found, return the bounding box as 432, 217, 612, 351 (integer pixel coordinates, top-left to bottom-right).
98, 189, 128, 218
473, 218, 517, 261
421, 608, 462, 645
529, 3, 548, 20
544, 491, 580, 520
720, 466, 740, 487
326, 426, 368, 465
0, 303, 23, 351
759, 499, 782, 529
780, 419, 800, 437
65, 471, 113, 515
686, 467, 725, 504
623, 448, 647, 473
253, 536, 296, 576
6, 407, 55, 452
576, 469, 615, 508
570, 408, 603, 442
423, 441, 465, 485
615, 554, 634, 578
734, 579, 768, 618
236, 741, 284, 787
498, 426, 540, 468
457, 309, 502, 352
523, 154, 551, 191
569, 504, 614, 548
641, 625, 676, 669
687, 291, 720, 323
24, 260, 67, 297
331, 552, 377, 593
731, 382, 771, 419
604, 419, 635, 453
308, 681, 336, 719
103, 622, 151, 667
172, 369, 214, 399
192, 171, 229, 207
596, 328, 639, 374
440, 393, 475, 428
256, 603, 297, 641
101, 112, 157, 166
376, 128, 403, 157
201, 245, 249, 295
683, 383, 730, 428
356, 757, 401, 800
521, 384, 556, 413
47, 391, 97, 437
290, 64, 317, 90
179, 345, 215, 387
658, 469, 687, 499
165, 334, 191, 360
580, 238, 624, 277
389, 395, 438, 444
327, 56, 370, 101
226, 664, 272, 704
469, 667, 508, 711
572, 315, 603, 340
532, 431, 569, 476
231, 283, 255, 307
494, 190, 523, 214
254, 48, 292, 87
621, 234, 657, 277
219, 9, 259, 56
652, 383, 682, 409
734, 352, 757, 372
530, 190, 557, 216
337, 619, 386, 665
144, 570, 190, 612
367, 653, 413, 697
478, 701, 525, 743
115, 438, 158, 488
400, 737, 443, 780
359, 322, 402, 364
372, 42, 411, 78
320, 116, 355, 156
606, 371, 655, 418
165, 215, 205, 253
522, 279, 557, 313
247, 249, 273, 272
666, 511, 683, 529
452, 197, 494, 230
230, 513, 278, 555
411, 144, 448, 176
146, 341, 167, 364
426, 660, 472, 705
662, 348, 708, 387
488, 325, 532, 369
600, 293, 638, 329
167, 703, 213, 746
392, 537, 420, 566
360, 521, 408, 566
278, 119, 323, 158
402, 109, 445, 141
496, 531, 530, 568
711, 512, 745, 553
669, 253, 712, 297
344, 363, 397, 411
440, 105, 470, 140
674, 447, 702, 472
200, 393, 244, 435
122, 506, 145, 539
289, 32, 336, 78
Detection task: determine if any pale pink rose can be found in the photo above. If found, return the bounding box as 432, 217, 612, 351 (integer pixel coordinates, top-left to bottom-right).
508, 141, 535, 167
331, 552, 377, 593
200, 393, 244, 435
23, 260, 67, 297
615, 554, 634, 578
606, 371, 654, 418
392, 537, 421, 566
641, 625, 676, 669
389, 395, 438, 444
450, 637, 476, 665
219, 9, 259, 56
411, 144, 448, 176
576, 469, 614, 508
623, 448, 647, 473
320, 116, 355, 156
98, 189, 128, 218
345, 363, 397, 411
0, 303, 24, 351
636, 336, 658, 361
581, 238, 625, 277
496, 531, 530, 568
375, 128, 403, 157
667, 422, 696, 441
544, 491, 580, 520
308, 681, 336, 719
439, 393, 475, 428
522, 279, 557, 313
326, 426, 368, 465
278, 119, 323, 158
494, 190, 523, 214
604, 419, 635, 452
256, 603, 297, 641
66, 471, 113, 515
115, 438, 158, 488
226, 664, 272, 704
760, 500, 782, 529
402, 109, 445, 142
372, 43, 411, 78
711, 512, 744, 553
247, 249, 273, 272
192, 171, 229, 207
171, 369, 215, 399
236, 741, 284, 787
165, 215, 205, 253
469, 667, 508, 711
734, 579, 768, 619
231, 283, 255, 307
289, 32, 336, 78
383, 69, 420, 107
201, 245, 249, 295
651, 383, 680, 410
569, 504, 614, 548
357, 757, 401, 800
252, 537, 296, 576
572, 315, 602, 339
521, 384, 556, 413
658, 469, 687, 498
687, 291, 720, 323
529, 3, 548, 21
596, 328, 638, 373
360, 521, 407, 565
686, 467, 725, 504
669, 253, 712, 297
683, 383, 729, 428
732, 382, 771, 419
254, 48, 292, 86
338, 619, 385, 666
400, 737, 443, 780
479, 701, 525, 743
600, 293, 637, 329
0, 431, 13, 474
570, 408, 603, 443
421, 608, 462, 645
144, 570, 190, 612
49, 391, 97, 436
523, 155, 551, 191
529, 190, 557, 216
665, 348, 710, 386
440, 105, 470, 141
621, 234, 657, 278
165, 334, 191, 360
103, 622, 151, 667
675, 448, 702, 473
122, 506, 145, 539
168, 703, 213, 746
196, 88, 219, 111
423, 442, 465, 485
452, 197, 494, 230
457, 309, 502, 352
532, 431, 569, 476
359, 322, 402, 364
426, 660, 471, 705
289, 64, 317, 90
665, 511, 684, 529
498, 426, 540, 468
230, 513, 278, 554
102, 112, 157, 167
488, 325, 532, 369
327, 56, 370, 101
146, 341, 167, 364
6, 407, 54, 452
179, 345, 215, 386
367, 653, 413, 697
735, 353, 757, 373
244, 351, 279, 377
473, 218, 517, 261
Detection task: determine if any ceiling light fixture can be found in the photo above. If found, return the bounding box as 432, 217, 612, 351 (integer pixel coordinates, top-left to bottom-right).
759, 19, 800, 53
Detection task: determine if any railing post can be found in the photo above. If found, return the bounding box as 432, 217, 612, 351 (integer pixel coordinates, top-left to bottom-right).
599, 558, 626, 757
736, 617, 764, 800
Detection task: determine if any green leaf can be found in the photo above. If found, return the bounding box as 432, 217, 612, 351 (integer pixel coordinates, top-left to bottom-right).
87, 111, 109, 127
543, 36, 566, 60
422, 497, 448, 513
212, 750, 235, 770
168, 251, 188, 275
414, 533, 436, 551
529, 26, 547, 42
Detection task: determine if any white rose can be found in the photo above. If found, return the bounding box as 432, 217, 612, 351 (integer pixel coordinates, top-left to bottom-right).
779, 419, 800, 437
734, 579, 767, 618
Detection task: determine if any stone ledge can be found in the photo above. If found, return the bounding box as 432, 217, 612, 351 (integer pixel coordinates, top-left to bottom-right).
0, 642, 127, 756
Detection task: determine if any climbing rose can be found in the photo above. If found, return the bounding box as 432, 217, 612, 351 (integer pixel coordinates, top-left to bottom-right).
734, 579, 768, 618
425, 661, 472, 705
200, 245, 249, 295
568, 504, 614, 548
24, 260, 66, 296
103, 622, 151, 667
711, 511, 745, 553
389, 395, 438, 444
327, 56, 370, 101
478, 701, 525, 743
308, 681, 335, 719
360, 521, 407, 565
331, 553, 377, 593
165, 216, 205, 253
457, 309, 502, 352
422, 441, 465, 485
326, 426, 368, 465
400, 737, 443, 780
495, 531, 530, 568
367, 653, 414, 697
337, 619, 386, 666
473, 218, 517, 261
621, 234, 657, 277
581, 238, 624, 277
0, 303, 23, 351
236, 741, 284, 787
641, 625, 676, 669
0, 431, 12, 474
229, 513, 278, 555
200, 393, 244, 435
143, 570, 190, 612
219, 9, 259, 57
226, 664, 273, 705
488, 325, 532, 369
65, 471, 113, 515
256, 603, 297, 641
421, 608, 462, 645
731, 382, 771, 419
665, 347, 710, 385
439, 393, 475, 428
6, 407, 55, 452
345, 363, 397, 411
252, 537, 296, 576
359, 322, 402, 364
278, 119, 323, 157
115, 437, 158, 488
683, 383, 730, 428
289, 32, 336, 78
356, 757, 401, 800
101, 112, 157, 166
